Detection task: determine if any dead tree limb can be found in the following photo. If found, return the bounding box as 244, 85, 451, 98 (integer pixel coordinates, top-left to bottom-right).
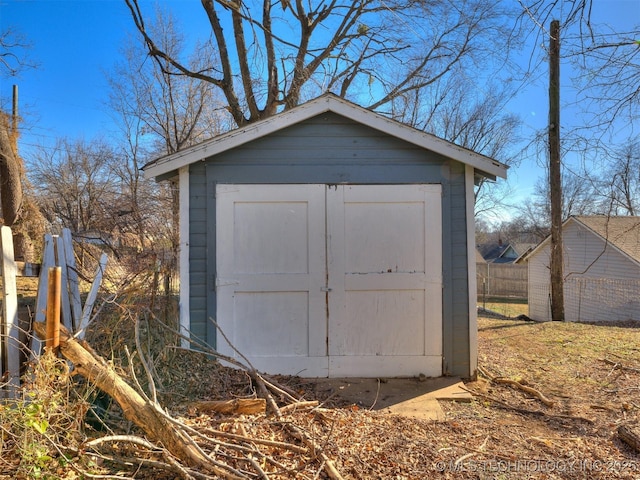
602, 358, 640, 374
33, 322, 240, 478
493, 377, 555, 407
618, 424, 640, 453
462, 386, 594, 424
191, 398, 266, 415
478, 366, 555, 407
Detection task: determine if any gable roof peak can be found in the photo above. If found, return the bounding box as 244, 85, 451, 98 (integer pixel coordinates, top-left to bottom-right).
142, 94, 508, 180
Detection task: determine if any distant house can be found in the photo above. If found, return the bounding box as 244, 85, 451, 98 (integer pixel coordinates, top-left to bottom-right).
478, 242, 535, 264
522, 216, 640, 322
476, 242, 529, 299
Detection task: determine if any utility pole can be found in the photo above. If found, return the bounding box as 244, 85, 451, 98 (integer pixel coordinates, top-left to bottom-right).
11, 85, 18, 152
549, 20, 564, 321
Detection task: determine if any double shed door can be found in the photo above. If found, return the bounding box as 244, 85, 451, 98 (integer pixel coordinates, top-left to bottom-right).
216, 184, 442, 377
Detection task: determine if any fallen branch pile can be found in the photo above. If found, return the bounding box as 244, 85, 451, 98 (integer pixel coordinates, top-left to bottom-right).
33, 321, 346, 479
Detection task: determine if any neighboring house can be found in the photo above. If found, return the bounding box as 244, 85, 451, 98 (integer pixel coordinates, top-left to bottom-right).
142, 94, 508, 378
476, 242, 530, 299
522, 216, 640, 322
478, 242, 536, 264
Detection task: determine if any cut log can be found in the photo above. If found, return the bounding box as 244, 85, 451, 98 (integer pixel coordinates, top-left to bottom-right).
618, 424, 640, 453
33, 322, 226, 475
191, 398, 266, 415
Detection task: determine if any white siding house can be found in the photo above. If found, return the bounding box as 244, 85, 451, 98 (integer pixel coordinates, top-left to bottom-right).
525, 216, 640, 322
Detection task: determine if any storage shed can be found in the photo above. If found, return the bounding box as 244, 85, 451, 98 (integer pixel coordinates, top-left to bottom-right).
524, 216, 640, 322
143, 94, 508, 378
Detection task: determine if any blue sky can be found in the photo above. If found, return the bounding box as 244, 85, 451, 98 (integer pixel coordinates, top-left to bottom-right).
1, 0, 638, 218
1, 1, 206, 147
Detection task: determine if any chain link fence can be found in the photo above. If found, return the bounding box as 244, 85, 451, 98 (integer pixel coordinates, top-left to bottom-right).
529, 277, 640, 322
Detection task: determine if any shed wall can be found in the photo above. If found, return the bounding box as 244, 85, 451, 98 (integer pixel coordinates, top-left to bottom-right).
188, 112, 473, 376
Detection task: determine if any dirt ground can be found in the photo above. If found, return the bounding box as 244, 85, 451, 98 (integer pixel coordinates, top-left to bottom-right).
4, 305, 640, 479
146, 313, 640, 479
247, 315, 638, 479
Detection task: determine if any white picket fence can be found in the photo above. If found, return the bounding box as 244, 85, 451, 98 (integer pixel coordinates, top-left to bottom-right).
0, 227, 107, 398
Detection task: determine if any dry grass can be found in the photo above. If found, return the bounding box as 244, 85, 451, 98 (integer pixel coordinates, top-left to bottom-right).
480, 300, 529, 318
449, 314, 640, 479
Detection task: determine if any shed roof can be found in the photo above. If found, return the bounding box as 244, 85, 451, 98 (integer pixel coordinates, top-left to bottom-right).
142, 93, 508, 180
522, 216, 640, 265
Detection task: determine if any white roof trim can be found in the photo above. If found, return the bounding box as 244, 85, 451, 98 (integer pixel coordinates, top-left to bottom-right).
142, 94, 508, 180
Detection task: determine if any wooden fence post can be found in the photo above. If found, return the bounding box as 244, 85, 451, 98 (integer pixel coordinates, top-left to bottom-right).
30, 235, 56, 358
45, 267, 61, 352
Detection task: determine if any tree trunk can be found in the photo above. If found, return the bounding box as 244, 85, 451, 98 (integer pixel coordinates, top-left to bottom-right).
0, 113, 23, 226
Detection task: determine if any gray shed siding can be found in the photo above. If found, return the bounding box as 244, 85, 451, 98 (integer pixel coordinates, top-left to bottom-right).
188, 112, 472, 376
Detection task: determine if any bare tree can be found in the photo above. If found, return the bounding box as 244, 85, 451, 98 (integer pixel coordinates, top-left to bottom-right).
518, 0, 639, 135
571, 24, 640, 133
597, 138, 640, 216
110, 8, 229, 155
28, 138, 118, 239
106, 7, 229, 293
124, 0, 521, 127
390, 72, 522, 218
0, 27, 37, 77
518, 165, 598, 238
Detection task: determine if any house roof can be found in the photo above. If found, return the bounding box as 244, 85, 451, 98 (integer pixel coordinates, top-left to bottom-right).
577, 216, 640, 263
477, 242, 535, 264
521, 216, 640, 265
142, 93, 509, 180
513, 243, 536, 263
477, 242, 509, 262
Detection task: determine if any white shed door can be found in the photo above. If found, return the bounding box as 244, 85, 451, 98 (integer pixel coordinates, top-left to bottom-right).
216, 184, 442, 377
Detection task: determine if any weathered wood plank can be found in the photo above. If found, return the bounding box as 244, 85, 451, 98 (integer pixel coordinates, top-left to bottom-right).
54, 235, 74, 332
190, 398, 266, 415
63, 229, 82, 331
0, 226, 20, 395
75, 253, 107, 340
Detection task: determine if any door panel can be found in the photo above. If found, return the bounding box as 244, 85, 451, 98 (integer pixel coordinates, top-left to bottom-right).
216, 184, 328, 376
327, 185, 442, 376
216, 184, 443, 377
340, 289, 426, 355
